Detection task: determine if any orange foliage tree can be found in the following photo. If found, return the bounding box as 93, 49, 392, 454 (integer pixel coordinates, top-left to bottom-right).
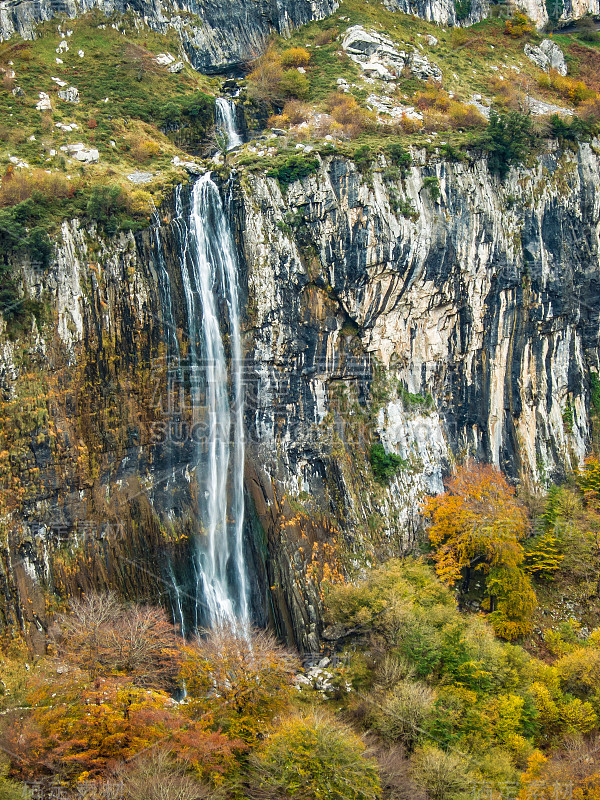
422, 463, 536, 639
6, 672, 241, 785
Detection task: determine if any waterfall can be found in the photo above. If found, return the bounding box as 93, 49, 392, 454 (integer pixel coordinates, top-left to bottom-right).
173, 173, 248, 631
215, 98, 243, 151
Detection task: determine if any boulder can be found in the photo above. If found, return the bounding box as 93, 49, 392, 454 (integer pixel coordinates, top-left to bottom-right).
127, 171, 154, 184
63, 143, 99, 163
55, 122, 79, 132
36, 92, 52, 111
524, 39, 567, 76
58, 86, 80, 103
410, 49, 442, 81
168, 61, 184, 73
156, 52, 176, 66
342, 25, 441, 83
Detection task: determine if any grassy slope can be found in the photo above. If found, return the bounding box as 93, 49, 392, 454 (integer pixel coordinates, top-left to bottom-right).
0, 10, 219, 219
237, 0, 600, 158
2, 1, 600, 215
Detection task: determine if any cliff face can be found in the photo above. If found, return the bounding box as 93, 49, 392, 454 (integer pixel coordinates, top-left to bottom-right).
0, 0, 338, 72
0, 0, 597, 61
1, 143, 599, 651
234, 144, 600, 644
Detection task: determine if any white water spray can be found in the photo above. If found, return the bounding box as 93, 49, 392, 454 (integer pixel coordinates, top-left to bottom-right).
180, 174, 249, 631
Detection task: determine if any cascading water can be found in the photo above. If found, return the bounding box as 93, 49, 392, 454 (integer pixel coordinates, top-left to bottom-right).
165, 175, 249, 633
188, 173, 248, 630
215, 98, 243, 151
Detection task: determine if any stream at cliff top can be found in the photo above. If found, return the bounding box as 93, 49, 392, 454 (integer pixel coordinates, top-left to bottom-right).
215, 98, 243, 150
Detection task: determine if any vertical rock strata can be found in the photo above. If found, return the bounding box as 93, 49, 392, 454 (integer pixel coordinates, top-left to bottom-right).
0, 144, 599, 648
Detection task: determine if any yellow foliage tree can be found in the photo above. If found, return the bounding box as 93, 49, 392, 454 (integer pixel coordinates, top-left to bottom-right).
422, 463, 535, 638
180, 628, 299, 744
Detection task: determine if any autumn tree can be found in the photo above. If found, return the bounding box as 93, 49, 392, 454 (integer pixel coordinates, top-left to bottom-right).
180, 628, 299, 744
115, 749, 215, 800
422, 463, 536, 639
51, 592, 182, 688
249, 713, 381, 800
5, 672, 240, 785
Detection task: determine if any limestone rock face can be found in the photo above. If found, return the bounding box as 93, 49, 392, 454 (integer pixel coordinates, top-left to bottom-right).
342, 25, 442, 82
525, 39, 568, 76
0, 0, 339, 73
238, 144, 600, 500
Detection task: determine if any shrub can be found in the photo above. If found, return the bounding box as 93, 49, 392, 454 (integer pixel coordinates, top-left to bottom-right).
484, 111, 534, 178
327, 93, 372, 137
0, 197, 53, 326
7, 674, 237, 784
267, 154, 320, 188
315, 28, 338, 45
454, 0, 471, 19
247, 51, 284, 105
411, 745, 474, 800
486, 566, 537, 639
353, 144, 373, 173
131, 138, 160, 161
26, 227, 53, 270
524, 529, 564, 578
578, 94, 600, 124
539, 71, 594, 105
282, 99, 311, 124
400, 114, 423, 133
504, 13, 533, 37
0, 170, 74, 208
422, 462, 535, 638
386, 143, 412, 174
448, 102, 487, 130
250, 713, 381, 800
0, 764, 27, 800
52, 592, 182, 688
156, 92, 216, 152
370, 680, 435, 747
423, 176, 440, 201
127, 190, 154, 217
369, 442, 406, 483
87, 185, 125, 235
116, 750, 213, 800
576, 15, 599, 42
180, 628, 298, 744
281, 47, 311, 68
415, 85, 451, 113
279, 69, 310, 100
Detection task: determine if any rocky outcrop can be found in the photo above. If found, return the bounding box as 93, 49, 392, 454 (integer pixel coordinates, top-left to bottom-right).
1, 141, 600, 650
525, 40, 568, 76
342, 26, 443, 83
0, 0, 338, 73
